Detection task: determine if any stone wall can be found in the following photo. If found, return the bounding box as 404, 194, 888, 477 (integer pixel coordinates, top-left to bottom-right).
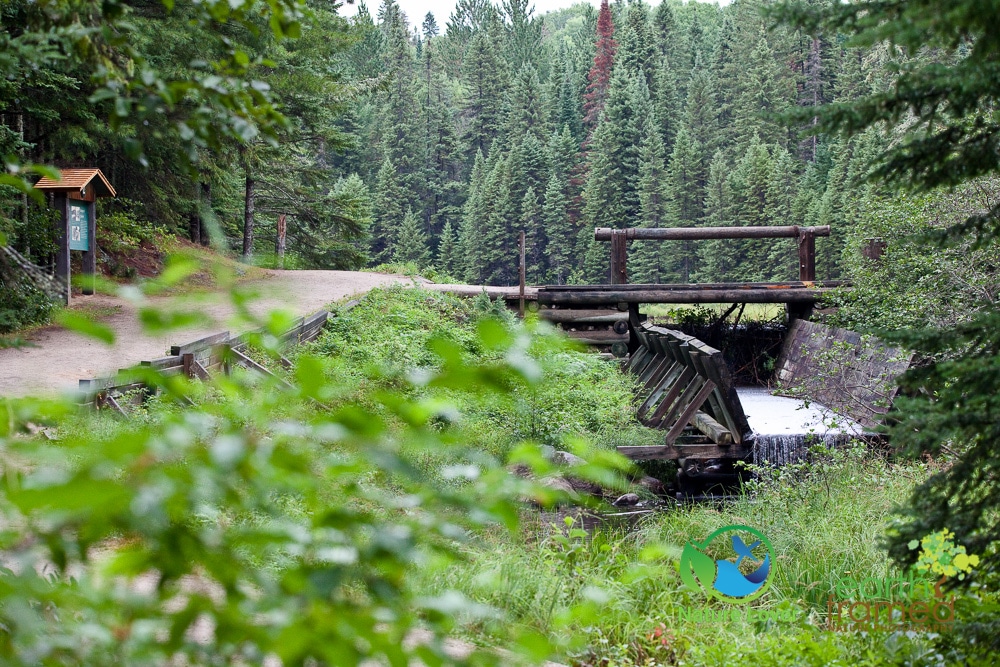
774, 320, 913, 430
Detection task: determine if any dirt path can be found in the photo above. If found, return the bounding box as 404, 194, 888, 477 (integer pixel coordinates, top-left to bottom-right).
0, 270, 411, 398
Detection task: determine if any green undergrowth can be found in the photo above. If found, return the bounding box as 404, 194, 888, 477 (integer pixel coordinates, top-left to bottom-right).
5, 286, 994, 666
303, 286, 661, 466
406, 444, 994, 667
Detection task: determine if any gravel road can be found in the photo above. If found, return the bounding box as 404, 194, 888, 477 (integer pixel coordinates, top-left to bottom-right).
0, 270, 410, 398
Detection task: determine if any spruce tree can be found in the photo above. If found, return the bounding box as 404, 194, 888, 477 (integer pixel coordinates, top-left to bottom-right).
372, 156, 406, 263
520, 186, 545, 282
632, 114, 675, 284
505, 64, 548, 143
617, 0, 657, 91
481, 156, 517, 284
436, 219, 459, 275
583, 0, 617, 132
459, 149, 488, 281
463, 14, 508, 158
726, 136, 775, 281
664, 125, 704, 281
697, 150, 735, 282
583, 66, 651, 232
376, 0, 423, 212
653, 55, 681, 155
393, 206, 431, 267
542, 168, 572, 284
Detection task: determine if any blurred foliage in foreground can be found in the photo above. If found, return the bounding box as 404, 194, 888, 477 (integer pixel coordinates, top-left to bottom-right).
0, 283, 636, 665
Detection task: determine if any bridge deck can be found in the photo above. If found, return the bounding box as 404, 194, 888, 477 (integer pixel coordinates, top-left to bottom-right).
537, 281, 846, 305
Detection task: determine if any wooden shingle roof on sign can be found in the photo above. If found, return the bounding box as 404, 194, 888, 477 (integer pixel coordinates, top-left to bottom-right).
34, 168, 116, 197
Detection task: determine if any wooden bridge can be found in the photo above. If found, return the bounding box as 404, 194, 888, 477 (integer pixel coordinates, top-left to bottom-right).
530, 225, 853, 473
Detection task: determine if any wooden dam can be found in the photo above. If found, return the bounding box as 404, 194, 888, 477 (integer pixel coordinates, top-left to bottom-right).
507, 225, 905, 494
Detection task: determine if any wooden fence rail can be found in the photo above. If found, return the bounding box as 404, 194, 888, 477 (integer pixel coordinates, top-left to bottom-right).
78, 305, 346, 412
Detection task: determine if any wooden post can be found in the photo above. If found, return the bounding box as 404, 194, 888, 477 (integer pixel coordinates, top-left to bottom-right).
54, 193, 70, 305
82, 199, 97, 295
610, 229, 628, 285
276, 213, 287, 269
518, 230, 526, 318
862, 238, 886, 261
798, 229, 816, 281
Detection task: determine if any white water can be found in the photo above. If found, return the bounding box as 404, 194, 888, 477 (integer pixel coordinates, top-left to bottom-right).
736, 387, 866, 465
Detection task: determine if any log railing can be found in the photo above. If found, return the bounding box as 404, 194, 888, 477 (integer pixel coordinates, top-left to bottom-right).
594, 225, 832, 284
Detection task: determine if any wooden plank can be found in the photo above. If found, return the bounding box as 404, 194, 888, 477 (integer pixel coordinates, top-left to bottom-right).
537, 288, 835, 306
171, 331, 230, 357
141, 355, 183, 370
642, 367, 694, 427
665, 380, 718, 445
539, 309, 628, 324
564, 330, 629, 344
692, 411, 732, 445
617, 443, 740, 461
542, 280, 847, 292
637, 361, 683, 419
103, 393, 128, 417
228, 347, 294, 389
190, 360, 211, 381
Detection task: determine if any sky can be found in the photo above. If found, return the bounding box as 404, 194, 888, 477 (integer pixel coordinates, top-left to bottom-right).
337, 0, 724, 28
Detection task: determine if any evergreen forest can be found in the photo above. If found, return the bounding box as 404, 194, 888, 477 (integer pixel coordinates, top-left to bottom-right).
2, 0, 925, 287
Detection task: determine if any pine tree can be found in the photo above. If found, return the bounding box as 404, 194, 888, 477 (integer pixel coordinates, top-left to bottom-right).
617, 0, 657, 91
436, 219, 459, 275
393, 207, 431, 267
583, 0, 617, 132
520, 185, 545, 282
422, 12, 439, 39
459, 149, 488, 280
501, 0, 543, 70
463, 13, 508, 158
542, 168, 572, 284
371, 156, 406, 262
632, 114, 675, 284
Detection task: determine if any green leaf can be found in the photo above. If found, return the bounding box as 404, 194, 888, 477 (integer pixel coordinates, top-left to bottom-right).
55, 310, 115, 345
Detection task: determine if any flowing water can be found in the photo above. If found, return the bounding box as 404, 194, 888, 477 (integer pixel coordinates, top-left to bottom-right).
736, 387, 866, 466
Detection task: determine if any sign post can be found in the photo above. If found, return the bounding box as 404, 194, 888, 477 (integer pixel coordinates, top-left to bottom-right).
33, 169, 116, 304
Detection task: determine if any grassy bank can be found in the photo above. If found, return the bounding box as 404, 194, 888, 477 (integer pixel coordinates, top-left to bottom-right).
2, 286, 993, 666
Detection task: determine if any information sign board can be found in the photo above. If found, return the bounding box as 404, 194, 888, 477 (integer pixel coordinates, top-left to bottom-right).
69, 202, 90, 251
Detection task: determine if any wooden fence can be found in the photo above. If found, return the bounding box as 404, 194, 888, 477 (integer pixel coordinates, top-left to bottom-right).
78, 307, 345, 414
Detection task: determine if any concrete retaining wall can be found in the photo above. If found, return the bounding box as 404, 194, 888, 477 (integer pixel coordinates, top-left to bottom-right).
774, 320, 912, 430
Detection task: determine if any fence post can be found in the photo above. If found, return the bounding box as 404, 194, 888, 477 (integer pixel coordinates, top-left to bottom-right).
798, 229, 816, 281
610, 229, 628, 285
519, 230, 526, 318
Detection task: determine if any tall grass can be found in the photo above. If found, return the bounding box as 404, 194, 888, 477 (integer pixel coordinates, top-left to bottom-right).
411, 445, 941, 666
